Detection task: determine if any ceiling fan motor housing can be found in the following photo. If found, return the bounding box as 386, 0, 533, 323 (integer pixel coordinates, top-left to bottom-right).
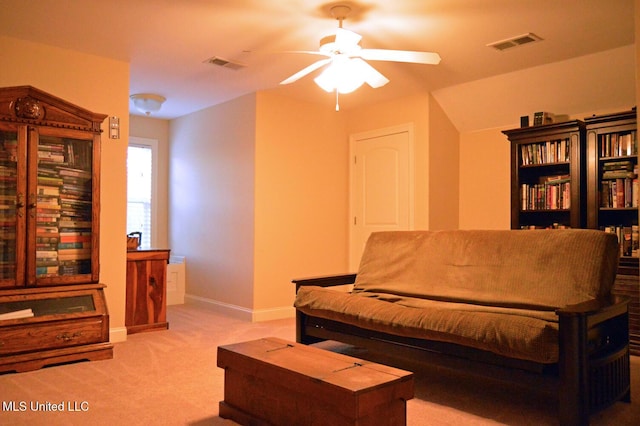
320, 34, 361, 55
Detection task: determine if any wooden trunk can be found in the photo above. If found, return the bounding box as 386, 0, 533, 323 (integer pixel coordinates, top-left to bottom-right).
217, 337, 414, 426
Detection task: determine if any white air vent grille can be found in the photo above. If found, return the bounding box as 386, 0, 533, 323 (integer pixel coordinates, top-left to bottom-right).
204, 56, 246, 70
487, 33, 543, 51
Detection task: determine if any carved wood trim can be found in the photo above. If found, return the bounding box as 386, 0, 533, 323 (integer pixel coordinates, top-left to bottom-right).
0, 86, 106, 134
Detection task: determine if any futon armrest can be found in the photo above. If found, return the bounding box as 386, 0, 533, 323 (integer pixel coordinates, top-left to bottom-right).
292, 273, 357, 292
556, 295, 630, 321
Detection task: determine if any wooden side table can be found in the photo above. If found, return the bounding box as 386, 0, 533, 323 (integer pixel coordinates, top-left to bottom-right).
125, 249, 170, 334
217, 337, 414, 426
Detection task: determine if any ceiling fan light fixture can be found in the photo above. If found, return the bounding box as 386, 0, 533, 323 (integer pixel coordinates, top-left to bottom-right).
351, 58, 389, 88
130, 93, 166, 116
279, 2, 439, 106
314, 56, 365, 94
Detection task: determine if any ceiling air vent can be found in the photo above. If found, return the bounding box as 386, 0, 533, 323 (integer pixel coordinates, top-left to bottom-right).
204, 56, 246, 71
487, 33, 543, 51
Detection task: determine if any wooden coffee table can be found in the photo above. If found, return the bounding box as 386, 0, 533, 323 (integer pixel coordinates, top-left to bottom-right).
217, 337, 414, 426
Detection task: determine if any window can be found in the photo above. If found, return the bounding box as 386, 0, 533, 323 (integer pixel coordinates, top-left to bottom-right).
126, 137, 158, 248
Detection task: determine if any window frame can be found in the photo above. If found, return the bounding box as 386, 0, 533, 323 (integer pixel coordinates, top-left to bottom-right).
127, 136, 159, 249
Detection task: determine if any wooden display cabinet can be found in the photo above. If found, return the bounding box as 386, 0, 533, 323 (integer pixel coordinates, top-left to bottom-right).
503, 120, 586, 229
585, 109, 639, 355
0, 86, 112, 372
126, 249, 170, 334
585, 110, 638, 254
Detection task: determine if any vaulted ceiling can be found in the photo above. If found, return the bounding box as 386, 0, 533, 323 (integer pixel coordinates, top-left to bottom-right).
0, 0, 635, 131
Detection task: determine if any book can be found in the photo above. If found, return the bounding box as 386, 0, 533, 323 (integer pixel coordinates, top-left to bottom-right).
0, 308, 34, 320
623, 226, 633, 256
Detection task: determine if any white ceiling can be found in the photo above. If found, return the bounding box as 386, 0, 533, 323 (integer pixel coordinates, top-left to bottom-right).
0, 0, 636, 131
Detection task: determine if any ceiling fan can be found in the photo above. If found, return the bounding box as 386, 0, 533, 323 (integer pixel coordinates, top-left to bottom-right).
280, 4, 441, 101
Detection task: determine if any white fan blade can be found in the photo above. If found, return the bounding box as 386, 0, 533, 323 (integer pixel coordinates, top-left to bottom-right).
335, 28, 362, 50
280, 58, 331, 85
351, 58, 389, 88
280, 50, 331, 57
359, 49, 441, 64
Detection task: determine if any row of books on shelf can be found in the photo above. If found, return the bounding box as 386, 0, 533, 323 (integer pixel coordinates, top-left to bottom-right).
0, 263, 16, 279
600, 160, 638, 208
519, 223, 571, 230
520, 139, 570, 165
37, 184, 91, 198
35, 260, 92, 277
520, 175, 571, 211
0, 134, 17, 163
601, 179, 638, 208
602, 225, 639, 258
517, 224, 639, 258
0, 177, 16, 215
36, 248, 92, 260
36, 225, 92, 276
599, 131, 637, 158
39, 137, 92, 170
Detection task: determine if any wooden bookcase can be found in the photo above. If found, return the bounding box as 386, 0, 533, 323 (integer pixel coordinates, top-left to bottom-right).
0, 86, 112, 372
505, 111, 639, 356
503, 120, 586, 229
585, 110, 638, 254
585, 109, 639, 355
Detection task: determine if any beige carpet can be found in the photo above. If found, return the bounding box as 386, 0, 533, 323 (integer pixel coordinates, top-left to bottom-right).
0, 304, 638, 425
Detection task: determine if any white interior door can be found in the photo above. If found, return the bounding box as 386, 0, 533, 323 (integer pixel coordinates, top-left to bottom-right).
349, 124, 414, 270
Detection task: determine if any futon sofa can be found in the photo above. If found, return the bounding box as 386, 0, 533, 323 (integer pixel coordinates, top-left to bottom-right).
293, 230, 631, 426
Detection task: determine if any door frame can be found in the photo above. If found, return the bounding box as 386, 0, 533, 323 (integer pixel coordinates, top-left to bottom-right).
348, 123, 415, 270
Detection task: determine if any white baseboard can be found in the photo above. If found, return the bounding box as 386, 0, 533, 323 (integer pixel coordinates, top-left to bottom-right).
252, 305, 296, 322
184, 294, 295, 322
109, 326, 128, 343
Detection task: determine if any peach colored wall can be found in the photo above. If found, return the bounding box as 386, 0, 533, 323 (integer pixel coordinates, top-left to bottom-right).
0, 36, 130, 340
459, 128, 511, 230
129, 115, 170, 249
428, 95, 460, 230
346, 94, 431, 230
169, 94, 256, 308
253, 92, 349, 313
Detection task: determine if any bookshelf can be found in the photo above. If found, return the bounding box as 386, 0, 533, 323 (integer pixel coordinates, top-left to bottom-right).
0, 86, 112, 372
505, 111, 639, 356
585, 110, 638, 257
585, 109, 639, 355
503, 120, 586, 230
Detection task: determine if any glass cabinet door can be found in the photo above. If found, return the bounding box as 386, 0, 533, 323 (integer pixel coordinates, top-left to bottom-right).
29, 129, 95, 285
0, 125, 26, 287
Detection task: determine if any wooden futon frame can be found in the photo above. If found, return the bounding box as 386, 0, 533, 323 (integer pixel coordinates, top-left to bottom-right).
293, 274, 631, 426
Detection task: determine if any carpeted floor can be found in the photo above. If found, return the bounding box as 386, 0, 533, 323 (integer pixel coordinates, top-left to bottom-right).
0, 303, 638, 425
